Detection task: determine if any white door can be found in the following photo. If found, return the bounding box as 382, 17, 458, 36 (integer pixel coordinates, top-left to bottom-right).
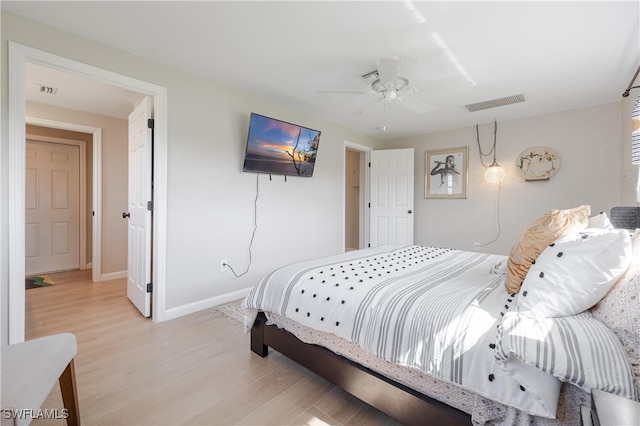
369, 148, 414, 247
25, 141, 80, 274
127, 98, 153, 317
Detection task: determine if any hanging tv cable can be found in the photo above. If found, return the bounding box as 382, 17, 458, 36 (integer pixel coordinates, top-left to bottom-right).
224, 173, 259, 277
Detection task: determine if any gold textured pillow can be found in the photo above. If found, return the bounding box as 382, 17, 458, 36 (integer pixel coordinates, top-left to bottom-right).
505, 205, 591, 294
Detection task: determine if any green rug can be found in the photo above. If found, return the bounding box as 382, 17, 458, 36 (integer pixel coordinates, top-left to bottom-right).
26, 275, 55, 289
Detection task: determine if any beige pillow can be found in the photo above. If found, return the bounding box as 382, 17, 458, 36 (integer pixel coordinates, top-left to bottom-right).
505, 205, 591, 294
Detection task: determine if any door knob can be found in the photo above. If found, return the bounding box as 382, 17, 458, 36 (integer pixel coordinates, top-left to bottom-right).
122, 212, 130, 219
408, 210, 413, 214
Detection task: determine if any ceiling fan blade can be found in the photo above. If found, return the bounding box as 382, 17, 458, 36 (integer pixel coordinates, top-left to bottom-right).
376, 57, 398, 88
396, 96, 434, 114
351, 97, 383, 115
318, 88, 374, 95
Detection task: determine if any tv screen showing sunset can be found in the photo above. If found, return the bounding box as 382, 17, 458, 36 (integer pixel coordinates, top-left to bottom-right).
243, 113, 321, 177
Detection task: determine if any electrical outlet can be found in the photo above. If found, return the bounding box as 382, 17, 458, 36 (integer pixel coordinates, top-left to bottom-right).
220, 259, 229, 272
473, 242, 480, 251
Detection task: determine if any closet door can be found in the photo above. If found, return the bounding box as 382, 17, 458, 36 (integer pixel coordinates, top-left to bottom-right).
369, 148, 414, 247
25, 140, 80, 274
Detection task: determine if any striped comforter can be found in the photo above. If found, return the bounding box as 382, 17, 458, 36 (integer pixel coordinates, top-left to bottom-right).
243, 245, 562, 418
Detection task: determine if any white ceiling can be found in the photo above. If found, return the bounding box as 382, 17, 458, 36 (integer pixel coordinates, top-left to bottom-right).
4, 1, 639, 141
25, 62, 146, 119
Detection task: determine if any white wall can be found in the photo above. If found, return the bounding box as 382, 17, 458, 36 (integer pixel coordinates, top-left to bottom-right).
1, 11, 380, 342
387, 102, 634, 255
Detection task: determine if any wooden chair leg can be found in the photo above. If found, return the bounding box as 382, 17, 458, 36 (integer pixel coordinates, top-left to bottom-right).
58, 359, 80, 426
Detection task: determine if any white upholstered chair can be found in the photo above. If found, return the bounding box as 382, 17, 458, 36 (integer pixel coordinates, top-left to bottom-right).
1, 333, 80, 426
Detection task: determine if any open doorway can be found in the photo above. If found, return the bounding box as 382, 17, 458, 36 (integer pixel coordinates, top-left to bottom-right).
8, 42, 169, 344
344, 142, 372, 251
345, 149, 362, 251
27, 117, 104, 285
25, 129, 90, 283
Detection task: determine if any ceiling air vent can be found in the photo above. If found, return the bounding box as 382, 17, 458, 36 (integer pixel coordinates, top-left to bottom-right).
464, 93, 525, 112
37, 84, 58, 95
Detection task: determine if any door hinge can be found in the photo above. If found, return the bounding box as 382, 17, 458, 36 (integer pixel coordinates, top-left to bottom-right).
368, 243, 371, 248
146, 283, 153, 293
368, 162, 371, 167
147, 201, 153, 211
368, 202, 371, 208
147, 119, 155, 129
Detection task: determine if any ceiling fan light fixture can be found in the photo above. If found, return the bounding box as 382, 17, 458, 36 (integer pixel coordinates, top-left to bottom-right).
371, 76, 409, 94
331, 56, 433, 116
383, 90, 397, 100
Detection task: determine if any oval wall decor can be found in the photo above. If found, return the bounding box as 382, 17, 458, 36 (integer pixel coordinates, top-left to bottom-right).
516, 146, 560, 181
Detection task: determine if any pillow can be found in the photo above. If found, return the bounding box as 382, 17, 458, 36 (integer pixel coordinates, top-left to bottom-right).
515, 228, 632, 317
495, 310, 638, 401
505, 205, 591, 294
588, 211, 615, 229
591, 230, 640, 382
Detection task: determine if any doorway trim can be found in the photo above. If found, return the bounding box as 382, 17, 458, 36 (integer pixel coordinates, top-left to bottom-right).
27, 118, 101, 282
344, 141, 372, 250
8, 41, 169, 344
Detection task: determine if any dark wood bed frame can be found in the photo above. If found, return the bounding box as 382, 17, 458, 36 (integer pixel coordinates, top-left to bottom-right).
250, 311, 472, 426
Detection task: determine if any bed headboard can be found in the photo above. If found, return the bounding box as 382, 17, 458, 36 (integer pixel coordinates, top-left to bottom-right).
610, 206, 640, 229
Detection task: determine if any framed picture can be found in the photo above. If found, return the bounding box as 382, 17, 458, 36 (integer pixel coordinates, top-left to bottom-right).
425, 146, 468, 199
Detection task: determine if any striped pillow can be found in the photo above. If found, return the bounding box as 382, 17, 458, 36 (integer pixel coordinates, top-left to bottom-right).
495, 310, 638, 400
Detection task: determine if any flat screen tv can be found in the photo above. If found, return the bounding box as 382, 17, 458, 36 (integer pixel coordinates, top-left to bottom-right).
243, 113, 321, 177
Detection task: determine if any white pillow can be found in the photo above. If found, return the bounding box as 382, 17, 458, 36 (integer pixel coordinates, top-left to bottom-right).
515, 228, 631, 317
588, 212, 614, 229
591, 229, 640, 390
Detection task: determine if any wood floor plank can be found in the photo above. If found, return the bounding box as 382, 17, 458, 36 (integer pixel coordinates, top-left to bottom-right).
289, 406, 344, 426
234, 374, 334, 425
312, 387, 367, 425
26, 271, 399, 425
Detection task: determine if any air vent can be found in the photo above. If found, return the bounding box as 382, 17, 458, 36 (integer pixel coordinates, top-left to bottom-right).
464, 94, 525, 112
37, 84, 58, 95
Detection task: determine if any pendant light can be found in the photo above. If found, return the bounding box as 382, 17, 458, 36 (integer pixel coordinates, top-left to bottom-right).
485, 161, 506, 184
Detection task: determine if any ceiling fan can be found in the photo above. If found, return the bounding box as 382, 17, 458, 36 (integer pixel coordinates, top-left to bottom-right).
321, 57, 434, 117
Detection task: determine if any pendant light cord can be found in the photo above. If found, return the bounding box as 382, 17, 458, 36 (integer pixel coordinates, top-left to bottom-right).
475, 120, 502, 249
476, 121, 498, 167
477, 181, 502, 248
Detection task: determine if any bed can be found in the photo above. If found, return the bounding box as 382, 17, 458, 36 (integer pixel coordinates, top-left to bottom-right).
242, 206, 640, 425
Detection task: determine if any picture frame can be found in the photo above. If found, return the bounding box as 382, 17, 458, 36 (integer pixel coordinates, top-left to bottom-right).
425, 146, 468, 199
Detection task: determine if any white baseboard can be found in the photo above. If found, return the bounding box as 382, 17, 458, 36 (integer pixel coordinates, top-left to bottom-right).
161, 287, 253, 322
100, 270, 127, 281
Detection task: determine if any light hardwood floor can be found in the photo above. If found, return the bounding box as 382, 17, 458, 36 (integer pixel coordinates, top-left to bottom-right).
26, 270, 400, 425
